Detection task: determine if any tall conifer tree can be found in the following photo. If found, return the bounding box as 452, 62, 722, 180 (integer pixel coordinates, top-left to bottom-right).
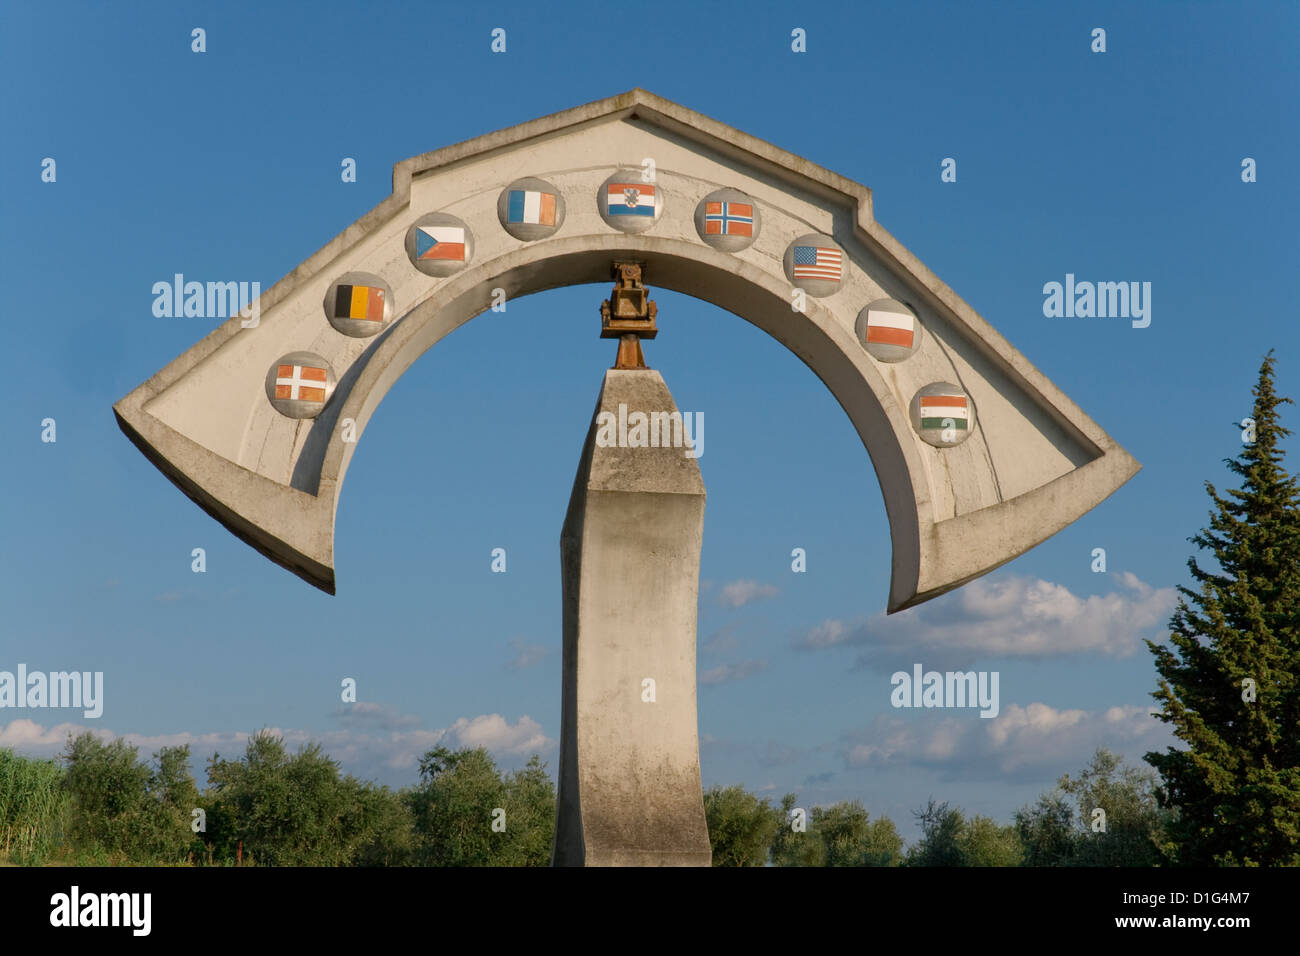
1146, 352, 1300, 865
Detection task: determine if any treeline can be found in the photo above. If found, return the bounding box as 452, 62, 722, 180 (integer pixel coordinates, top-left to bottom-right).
1, 733, 1170, 866
0, 732, 554, 866
705, 748, 1171, 866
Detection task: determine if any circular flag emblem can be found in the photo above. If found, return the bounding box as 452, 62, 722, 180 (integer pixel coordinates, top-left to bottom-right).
498, 177, 565, 241
856, 298, 921, 363
265, 351, 337, 419
694, 188, 760, 252
783, 234, 845, 297
324, 272, 393, 338
598, 170, 662, 234
910, 382, 976, 448
405, 212, 474, 277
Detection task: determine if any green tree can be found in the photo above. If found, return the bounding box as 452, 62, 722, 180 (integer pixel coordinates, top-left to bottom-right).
1065, 749, 1170, 866
817, 801, 904, 866
769, 793, 823, 866
769, 796, 903, 867
703, 784, 781, 866
1016, 749, 1172, 866
906, 800, 965, 866
61, 733, 150, 857
1015, 792, 1076, 866
907, 799, 1022, 866
495, 755, 556, 866
58, 733, 197, 863
205, 730, 392, 866
406, 747, 553, 866
959, 814, 1024, 866
1145, 352, 1300, 866
141, 744, 202, 862
338, 778, 413, 867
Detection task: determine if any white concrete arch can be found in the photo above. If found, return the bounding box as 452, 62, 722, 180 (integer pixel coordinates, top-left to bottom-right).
114, 89, 1138, 611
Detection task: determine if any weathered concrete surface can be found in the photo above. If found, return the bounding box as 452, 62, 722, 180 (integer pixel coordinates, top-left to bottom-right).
113, 88, 1140, 611
553, 369, 711, 867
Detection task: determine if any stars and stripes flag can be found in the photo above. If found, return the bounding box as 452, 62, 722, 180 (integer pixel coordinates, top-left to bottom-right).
865, 308, 916, 348
333, 284, 385, 322
415, 225, 467, 261
704, 201, 754, 236
275, 364, 328, 403
919, 393, 969, 430
792, 245, 842, 282
507, 189, 558, 226
606, 183, 656, 216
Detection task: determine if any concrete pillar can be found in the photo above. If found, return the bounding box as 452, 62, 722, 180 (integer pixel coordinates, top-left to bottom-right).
553, 368, 711, 866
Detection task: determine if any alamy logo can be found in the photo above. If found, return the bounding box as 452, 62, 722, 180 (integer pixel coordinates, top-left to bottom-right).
152, 273, 261, 327
890, 663, 999, 718
0, 665, 103, 718
595, 404, 703, 459
50, 886, 151, 936
1042, 273, 1151, 328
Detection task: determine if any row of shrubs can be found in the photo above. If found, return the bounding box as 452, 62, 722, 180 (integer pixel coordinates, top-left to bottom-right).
1, 733, 1170, 866
0, 732, 554, 866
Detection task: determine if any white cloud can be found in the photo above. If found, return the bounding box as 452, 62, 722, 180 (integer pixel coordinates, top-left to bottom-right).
0, 718, 251, 756
504, 638, 550, 671
702, 625, 738, 654
718, 579, 778, 609
804, 618, 850, 649
330, 701, 421, 730
0, 712, 554, 787
700, 659, 767, 686
443, 714, 550, 755
761, 741, 806, 767
839, 701, 1171, 781
795, 572, 1176, 665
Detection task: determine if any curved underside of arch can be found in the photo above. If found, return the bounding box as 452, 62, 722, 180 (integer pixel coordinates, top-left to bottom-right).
113, 89, 1138, 612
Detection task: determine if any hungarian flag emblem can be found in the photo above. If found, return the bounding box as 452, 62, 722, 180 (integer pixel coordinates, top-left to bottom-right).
865, 308, 916, 348
275, 364, 328, 403
919, 393, 969, 430
704, 201, 754, 237
416, 225, 467, 261
793, 245, 842, 282
333, 284, 385, 323
507, 189, 557, 226
606, 183, 656, 216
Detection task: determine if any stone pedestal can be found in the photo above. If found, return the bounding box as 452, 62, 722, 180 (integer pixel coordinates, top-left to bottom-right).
552, 368, 711, 866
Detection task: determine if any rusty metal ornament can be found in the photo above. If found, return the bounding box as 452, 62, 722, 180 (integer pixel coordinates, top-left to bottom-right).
601, 262, 658, 369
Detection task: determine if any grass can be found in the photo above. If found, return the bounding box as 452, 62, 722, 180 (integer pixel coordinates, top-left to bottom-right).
0, 749, 70, 865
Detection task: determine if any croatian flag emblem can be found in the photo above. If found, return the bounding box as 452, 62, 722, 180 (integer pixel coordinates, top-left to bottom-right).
606, 183, 656, 216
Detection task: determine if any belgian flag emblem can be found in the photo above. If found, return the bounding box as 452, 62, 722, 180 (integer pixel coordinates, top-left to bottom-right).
333, 284, 385, 322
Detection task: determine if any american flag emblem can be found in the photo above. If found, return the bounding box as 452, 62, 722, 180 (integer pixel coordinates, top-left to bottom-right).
274, 364, 328, 403
793, 245, 843, 282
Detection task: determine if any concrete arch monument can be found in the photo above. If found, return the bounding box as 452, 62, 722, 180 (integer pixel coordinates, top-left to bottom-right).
114, 89, 1138, 614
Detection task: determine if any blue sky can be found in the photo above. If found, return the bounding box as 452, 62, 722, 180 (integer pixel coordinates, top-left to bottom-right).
2, 0, 1297, 844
